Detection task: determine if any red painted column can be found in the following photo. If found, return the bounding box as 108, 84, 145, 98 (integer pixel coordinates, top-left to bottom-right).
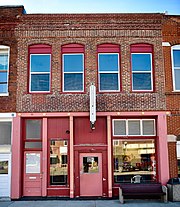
157, 114, 170, 184
11, 115, 21, 199
42, 118, 48, 197
70, 116, 74, 198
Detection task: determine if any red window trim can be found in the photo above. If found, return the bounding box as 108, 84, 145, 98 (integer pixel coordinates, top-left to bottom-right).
130, 43, 153, 53
97, 43, 120, 53
29, 44, 52, 54
62, 43, 84, 53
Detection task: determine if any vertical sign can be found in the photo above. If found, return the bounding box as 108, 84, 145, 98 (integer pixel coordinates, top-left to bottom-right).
90, 84, 96, 128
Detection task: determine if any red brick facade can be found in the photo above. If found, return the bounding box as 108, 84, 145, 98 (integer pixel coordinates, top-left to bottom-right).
162, 15, 180, 178
0, 6, 24, 112
15, 13, 166, 113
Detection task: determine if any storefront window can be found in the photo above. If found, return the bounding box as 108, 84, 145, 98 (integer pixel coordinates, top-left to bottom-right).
178, 160, 180, 177
0, 161, 8, 174
50, 140, 68, 185
113, 139, 156, 183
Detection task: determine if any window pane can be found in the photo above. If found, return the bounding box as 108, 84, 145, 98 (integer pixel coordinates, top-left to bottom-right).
132, 54, 151, 71
0, 161, 8, 174
142, 120, 155, 135
26, 153, 40, 174
25, 142, 42, 149
0, 122, 11, 144
50, 140, 68, 185
64, 54, 83, 72
128, 120, 140, 135
31, 74, 50, 91
83, 157, 99, 173
174, 69, 180, 90
132, 73, 152, 90
114, 120, 126, 135
178, 160, 180, 177
26, 120, 41, 139
113, 140, 156, 183
99, 54, 118, 72
0, 72, 7, 82
100, 73, 118, 91
173, 50, 180, 67
0, 54, 8, 70
31, 55, 50, 72
0, 84, 8, 93
64, 73, 83, 91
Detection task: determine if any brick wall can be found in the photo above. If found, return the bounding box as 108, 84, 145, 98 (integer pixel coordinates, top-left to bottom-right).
15, 13, 166, 113
0, 6, 24, 112
162, 15, 180, 177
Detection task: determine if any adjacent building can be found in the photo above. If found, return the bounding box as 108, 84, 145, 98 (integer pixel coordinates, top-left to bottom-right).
162, 14, 180, 178
0, 5, 179, 199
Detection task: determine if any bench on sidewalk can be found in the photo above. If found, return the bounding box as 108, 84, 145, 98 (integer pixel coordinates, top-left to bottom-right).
119, 183, 167, 204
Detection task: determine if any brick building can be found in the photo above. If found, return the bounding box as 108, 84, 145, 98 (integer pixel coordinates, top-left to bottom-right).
0, 6, 25, 198
0, 5, 177, 199
162, 15, 180, 178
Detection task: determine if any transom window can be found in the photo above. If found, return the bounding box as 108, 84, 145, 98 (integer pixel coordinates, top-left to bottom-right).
131, 44, 153, 91
98, 53, 120, 91
0, 46, 10, 95
63, 54, 84, 92
24, 119, 42, 149
113, 119, 155, 136
172, 45, 180, 91
30, 54, 51, 92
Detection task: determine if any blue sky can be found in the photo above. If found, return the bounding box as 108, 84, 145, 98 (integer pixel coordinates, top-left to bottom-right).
0, 0, 179, 14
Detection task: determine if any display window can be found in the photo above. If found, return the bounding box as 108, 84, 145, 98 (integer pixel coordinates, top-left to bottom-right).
113, 139, 156, 183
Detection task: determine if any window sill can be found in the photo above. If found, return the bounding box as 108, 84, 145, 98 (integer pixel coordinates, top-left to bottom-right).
0, 93, 9, 96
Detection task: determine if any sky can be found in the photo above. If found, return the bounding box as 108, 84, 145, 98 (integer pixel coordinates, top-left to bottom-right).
0, 0, 179, 14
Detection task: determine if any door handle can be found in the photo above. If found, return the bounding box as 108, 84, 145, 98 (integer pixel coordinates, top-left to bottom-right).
103, 178, 106, 181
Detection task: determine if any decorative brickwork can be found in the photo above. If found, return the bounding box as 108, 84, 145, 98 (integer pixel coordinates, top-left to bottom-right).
15, 13, 166, 113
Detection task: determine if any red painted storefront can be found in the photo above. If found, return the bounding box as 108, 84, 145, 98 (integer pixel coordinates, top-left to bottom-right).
11, 111, 169, 199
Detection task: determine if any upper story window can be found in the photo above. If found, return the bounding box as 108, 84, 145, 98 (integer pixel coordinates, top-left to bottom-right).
131, 44, 153, 91
171, 45, 180, 91
62, 44, 84, 92
29, 44, 51, 93
98, 44, 120, 92
0, 45, 10, 96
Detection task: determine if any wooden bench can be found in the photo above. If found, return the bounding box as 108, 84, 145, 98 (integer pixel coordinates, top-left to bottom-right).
119, 183, 168, 204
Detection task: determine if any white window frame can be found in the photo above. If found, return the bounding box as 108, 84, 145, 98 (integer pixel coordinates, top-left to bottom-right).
0, 45, 10, 96
171, 45, 180, 92
29, 54, 51, 93
113, 119, 156, 136
63, 53, 84, 92
98, 53, 120, 92
131, 53, 153, 92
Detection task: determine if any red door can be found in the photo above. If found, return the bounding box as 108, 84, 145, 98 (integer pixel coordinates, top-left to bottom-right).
23, 152, 42, 196
80, 153, 102, 196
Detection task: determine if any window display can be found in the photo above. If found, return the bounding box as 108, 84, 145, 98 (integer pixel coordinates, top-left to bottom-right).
113, 139, 156, 183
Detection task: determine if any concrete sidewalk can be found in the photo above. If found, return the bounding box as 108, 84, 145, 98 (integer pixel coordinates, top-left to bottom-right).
0, 200, 180, 207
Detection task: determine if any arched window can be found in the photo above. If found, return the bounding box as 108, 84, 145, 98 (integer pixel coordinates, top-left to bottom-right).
130, 44, 153, 91
29, 44, 52, 92
62, 44, 84, 92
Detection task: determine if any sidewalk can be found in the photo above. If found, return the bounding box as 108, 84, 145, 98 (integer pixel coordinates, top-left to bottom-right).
0, 199, 180, 207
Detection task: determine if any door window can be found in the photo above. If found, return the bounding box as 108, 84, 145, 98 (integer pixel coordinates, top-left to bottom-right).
25, 153, 40, 174
83, 156, 99, 173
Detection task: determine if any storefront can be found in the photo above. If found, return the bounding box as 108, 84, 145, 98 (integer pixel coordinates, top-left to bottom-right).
0, 113, 15, 198
11, 111, 169, 199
